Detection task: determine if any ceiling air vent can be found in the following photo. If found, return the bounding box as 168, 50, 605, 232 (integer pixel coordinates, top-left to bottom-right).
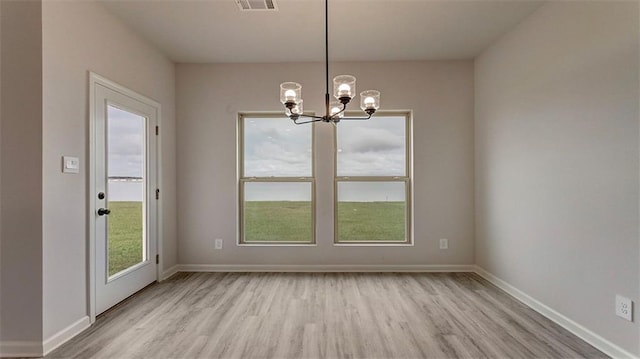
236, 0, 278, 11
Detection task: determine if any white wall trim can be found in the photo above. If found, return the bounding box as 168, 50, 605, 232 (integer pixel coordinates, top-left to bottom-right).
43, 316, 91, 356
161, 265, 179, 280
177, 264, 475, 273
474, 266, 638, 359
0, 316, 91, 357
0, 341, 43, 358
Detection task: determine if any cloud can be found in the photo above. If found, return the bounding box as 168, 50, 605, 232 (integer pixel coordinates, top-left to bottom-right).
244, 118, 312, 177
241, 115, 408, 202
242, 115, 407, 177
336, 116, 406, 176
340, 127, 404, 153
338, 152, 405, 176
107, 106, 145, 178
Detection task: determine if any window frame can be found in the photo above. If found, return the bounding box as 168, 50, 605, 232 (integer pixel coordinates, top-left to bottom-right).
238, 113, 316, 245
333, 111, 413, 245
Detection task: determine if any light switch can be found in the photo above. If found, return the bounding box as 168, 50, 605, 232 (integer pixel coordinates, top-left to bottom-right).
62, 156, 80, 174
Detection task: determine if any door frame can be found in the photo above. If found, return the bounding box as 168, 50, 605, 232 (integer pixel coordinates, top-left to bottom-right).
88, 72, 163, 323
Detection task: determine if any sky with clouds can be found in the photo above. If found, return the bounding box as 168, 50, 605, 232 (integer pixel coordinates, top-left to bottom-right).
107, 106, 145, 178
106, 110, 408, 202
336, 116, 406, 177
243, 115, 407, 202
244, 117, 312, 177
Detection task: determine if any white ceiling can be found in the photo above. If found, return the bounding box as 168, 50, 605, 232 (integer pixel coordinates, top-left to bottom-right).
98, 0, 544, 63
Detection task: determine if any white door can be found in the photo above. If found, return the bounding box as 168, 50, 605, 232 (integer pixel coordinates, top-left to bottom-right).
91, 75, 159, 315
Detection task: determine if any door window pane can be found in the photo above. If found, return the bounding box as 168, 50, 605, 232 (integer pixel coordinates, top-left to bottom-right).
107, 105, 146, 276
243, 182, 312, 242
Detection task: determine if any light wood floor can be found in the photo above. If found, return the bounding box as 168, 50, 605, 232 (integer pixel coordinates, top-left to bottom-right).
47, 272, 607, 359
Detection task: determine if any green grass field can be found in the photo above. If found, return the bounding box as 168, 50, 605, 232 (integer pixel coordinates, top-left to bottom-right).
244, 201, 313, 242
337, 201, 406, 241
244, 201, 406, 242
108, 201, 143, 276
107, 200, 407, 275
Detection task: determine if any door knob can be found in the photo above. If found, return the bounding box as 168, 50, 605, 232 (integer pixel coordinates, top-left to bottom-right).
97, 208, 111, 216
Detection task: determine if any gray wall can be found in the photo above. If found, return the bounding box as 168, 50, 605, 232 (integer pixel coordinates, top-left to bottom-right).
475, 2, 639, 355
176, 61, 475, 266
41, 1, 177, 340
0, 0, 43, 343
2, 1, 637, 355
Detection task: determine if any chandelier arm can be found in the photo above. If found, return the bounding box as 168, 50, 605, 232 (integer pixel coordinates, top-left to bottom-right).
337, 114, 373, 121
335, 102, 348, 116
293, 117, 323, 125
294, 113, 324, 120
326, 103, 348, 121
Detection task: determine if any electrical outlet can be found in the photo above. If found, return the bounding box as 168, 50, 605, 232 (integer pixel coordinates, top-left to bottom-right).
439, 238, 449, 250
615, 295, 633, 321
214, 238, 223, 250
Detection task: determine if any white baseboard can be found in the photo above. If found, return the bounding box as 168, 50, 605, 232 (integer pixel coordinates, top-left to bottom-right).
177, 264, 475, 272
1, 316, 91, 358
42, 316, 91, 356
474, 266, 638, 359
0, 340, 43, 358
161, 265, 179, 280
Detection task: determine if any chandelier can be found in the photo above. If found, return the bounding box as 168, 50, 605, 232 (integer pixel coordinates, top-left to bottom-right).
279, 0, 381, 125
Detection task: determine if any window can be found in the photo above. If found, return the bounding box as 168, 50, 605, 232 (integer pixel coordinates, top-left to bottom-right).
335, 113, 411, 243
239, 112, 411, 245
239, 114, 314, 243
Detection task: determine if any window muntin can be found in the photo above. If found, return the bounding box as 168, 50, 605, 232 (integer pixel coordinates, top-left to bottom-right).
239, 114, 314, 244
335, 113, 411, 244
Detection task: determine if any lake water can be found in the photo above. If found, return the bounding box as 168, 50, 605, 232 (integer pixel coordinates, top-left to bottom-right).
109, 179, 143, 201
109, 179, 407, 202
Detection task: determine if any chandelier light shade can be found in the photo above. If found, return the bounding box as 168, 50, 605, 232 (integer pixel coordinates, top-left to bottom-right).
280, 0, 380, 125
360, 90, 381, 114
285, 99, 303, 117
333, 75, 356, 102
330, 101, 345, 120
280, 82, 302, 106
